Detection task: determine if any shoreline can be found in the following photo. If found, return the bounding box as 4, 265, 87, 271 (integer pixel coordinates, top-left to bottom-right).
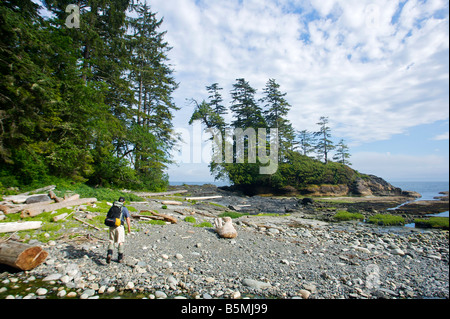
1, 185, 448, 300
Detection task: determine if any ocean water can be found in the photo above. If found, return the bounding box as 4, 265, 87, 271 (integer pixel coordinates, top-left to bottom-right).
169, 181, 230, 187
389, 181, 449, 217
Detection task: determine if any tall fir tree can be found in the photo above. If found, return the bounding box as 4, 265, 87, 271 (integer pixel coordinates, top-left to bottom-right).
297, 130, 316, 157
314, 116, 335, 164
230, 78, 266, 129
333, 139, 351, 165
127, 1, 179, 188
260, 79, 295, 162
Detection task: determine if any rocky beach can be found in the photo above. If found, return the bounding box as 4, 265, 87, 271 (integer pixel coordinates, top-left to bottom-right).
0, 184, 448, 300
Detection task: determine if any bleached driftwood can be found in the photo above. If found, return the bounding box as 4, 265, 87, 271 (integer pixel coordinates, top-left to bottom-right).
214, 217, 237, 239
0, 221, 43, 233
185, 196, 222, 201
161, 200, 183, 206
2, 185, 56, 204
5, 200, 55, 215
20, 197, 97, 218
137, 210, 177, 224
52, 212, 69, 222
73, 216, 101, 230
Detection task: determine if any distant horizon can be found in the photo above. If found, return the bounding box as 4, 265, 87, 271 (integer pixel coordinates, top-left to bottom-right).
168, 179, 450, 185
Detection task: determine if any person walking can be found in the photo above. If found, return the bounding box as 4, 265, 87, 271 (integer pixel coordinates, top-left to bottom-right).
106, 196, 131, 263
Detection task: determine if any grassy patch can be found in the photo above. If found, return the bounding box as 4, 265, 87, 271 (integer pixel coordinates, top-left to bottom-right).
218, 211, 249, 219
414, 217, 449, 230
52, 184, 144, 202
333, 210, 364, 221
184, 216, 196, 223
193, 221, 213, 228
368, 214, 405, 226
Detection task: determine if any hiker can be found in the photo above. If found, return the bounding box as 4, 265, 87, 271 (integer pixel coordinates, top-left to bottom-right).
105, 196, 131, 263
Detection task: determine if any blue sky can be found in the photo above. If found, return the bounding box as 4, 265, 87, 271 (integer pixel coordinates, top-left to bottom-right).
141, 0, 449, 183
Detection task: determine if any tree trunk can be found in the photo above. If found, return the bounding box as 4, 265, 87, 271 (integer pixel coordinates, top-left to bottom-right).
20, 197, 97, 218
0, 241, 48, 270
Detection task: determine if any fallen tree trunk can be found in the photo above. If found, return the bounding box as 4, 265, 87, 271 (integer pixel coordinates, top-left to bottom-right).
2, 185, 56, 204
138, 210, 177, 224
0, 221, 43, 233
73, 216, 101, 230
161, 200, 183, 206
20, 197, 97, 218
52, 213, 69, 222
185, 195, 222, 201
5, 200, 54, 215
0, 241, 48, 270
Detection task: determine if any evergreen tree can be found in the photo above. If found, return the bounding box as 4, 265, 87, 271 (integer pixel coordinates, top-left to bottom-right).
297, 130, 315, 157
189, 83, 226, 131
0, 0, 102, 184
206, 83, 227, 131
1, 0, 178, 190
314, 116, 335, 164
260, 79, 295, 162
230, 78, 266, 129
127, 1, 179, 188
333, 139, 351, 165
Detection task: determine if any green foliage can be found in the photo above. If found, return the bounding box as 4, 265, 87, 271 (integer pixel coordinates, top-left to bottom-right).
414, 217, 449, 230
0, 1, 176, 191
218, 211, 249, 219
333, 210, 364, 221
368, 214, 405, 226
193, 221, 213, 228
52, 182, 144, 202
184, 216, 196, 223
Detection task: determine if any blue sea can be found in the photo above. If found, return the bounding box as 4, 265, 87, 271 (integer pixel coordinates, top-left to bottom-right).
389, 181, 449, 217
170, 181, 231, 187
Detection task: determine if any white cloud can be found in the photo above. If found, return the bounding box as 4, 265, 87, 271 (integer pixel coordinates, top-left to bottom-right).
147, 0, 449, 181
148, 0, 448, 142
432, 131, 449, 140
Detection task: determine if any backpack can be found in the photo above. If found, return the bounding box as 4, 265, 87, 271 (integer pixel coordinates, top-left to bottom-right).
104, 201, 123, 227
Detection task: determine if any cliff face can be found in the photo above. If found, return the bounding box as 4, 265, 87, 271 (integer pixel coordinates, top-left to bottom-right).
352, 175, 401, 196
299, 175, 420, 197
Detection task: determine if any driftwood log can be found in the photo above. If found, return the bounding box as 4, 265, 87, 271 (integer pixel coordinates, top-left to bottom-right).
161, 200, 183, 206
0, 221, 43, 233
214, 217, 237, 238
0, 241, 48, 270
185, 195, 222, 201
136, 210, 178, 224
20, 197, 97, 218
73, 216, 101, 230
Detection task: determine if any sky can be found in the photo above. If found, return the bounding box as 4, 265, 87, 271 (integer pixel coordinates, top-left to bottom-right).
144, 0, 449, 184
36, 0, 449, 183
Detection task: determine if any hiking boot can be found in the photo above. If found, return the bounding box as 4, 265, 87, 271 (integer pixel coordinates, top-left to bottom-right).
118, 253, 124, 263
106, 250, 113, 264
